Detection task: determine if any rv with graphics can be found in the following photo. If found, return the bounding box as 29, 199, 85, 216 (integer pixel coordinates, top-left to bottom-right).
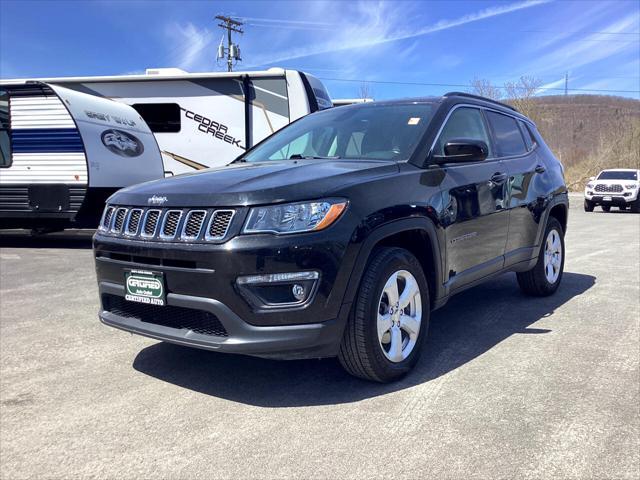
1, 69, 332, 229
4, 68, 332, 175
0, 82, 163, 230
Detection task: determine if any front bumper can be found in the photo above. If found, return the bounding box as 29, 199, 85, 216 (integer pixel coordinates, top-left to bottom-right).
99, 282, 348, 359
584, 193, 637, 205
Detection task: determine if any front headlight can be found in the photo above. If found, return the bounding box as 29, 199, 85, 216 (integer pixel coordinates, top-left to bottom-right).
625, 183, 638, 189
586, 183, 594, 189
243, 199, 348, 234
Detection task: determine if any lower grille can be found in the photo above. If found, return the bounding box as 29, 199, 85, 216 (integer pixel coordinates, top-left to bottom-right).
102, 294, 228, 337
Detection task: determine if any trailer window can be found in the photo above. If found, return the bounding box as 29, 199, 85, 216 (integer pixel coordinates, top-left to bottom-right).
132, 103, 181, 133
0, 88, 10, 167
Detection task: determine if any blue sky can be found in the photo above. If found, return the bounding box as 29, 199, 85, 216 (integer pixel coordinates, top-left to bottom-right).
1, 0, 638, 100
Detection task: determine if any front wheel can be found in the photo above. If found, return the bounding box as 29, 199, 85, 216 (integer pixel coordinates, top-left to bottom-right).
631, 199, 640, 213
338, 247, 430, 383
584, 199, 594, 212
602, 205, 611, 212
516, 217, 565, 296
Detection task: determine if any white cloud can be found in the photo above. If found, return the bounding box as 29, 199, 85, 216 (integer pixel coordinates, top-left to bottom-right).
523, 11, 640, 75
165, 22, 215, 71
244, 0, 551, 67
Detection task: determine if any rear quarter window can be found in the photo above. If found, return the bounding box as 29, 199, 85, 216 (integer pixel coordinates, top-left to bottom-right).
486, 111, 527, 157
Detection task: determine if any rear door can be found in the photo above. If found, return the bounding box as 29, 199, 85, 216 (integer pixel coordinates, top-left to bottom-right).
484, 111, 541, 266
437, 106, 510, 291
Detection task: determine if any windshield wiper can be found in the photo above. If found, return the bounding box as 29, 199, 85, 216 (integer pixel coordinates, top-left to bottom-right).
289, 154, 341, 160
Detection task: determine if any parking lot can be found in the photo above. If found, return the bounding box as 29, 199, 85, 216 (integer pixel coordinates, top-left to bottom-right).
0, 198, 638, 479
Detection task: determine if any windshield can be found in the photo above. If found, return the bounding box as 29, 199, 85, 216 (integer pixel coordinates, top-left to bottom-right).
242, 103, 434, 163
598, 170, 638, 180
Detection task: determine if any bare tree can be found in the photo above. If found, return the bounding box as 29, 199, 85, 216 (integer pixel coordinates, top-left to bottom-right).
358, 81, 373, 100
468, 77, 502, 100
504, 76, 543, 119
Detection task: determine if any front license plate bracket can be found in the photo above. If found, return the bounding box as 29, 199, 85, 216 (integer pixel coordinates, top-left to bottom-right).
124, 269, 166, 306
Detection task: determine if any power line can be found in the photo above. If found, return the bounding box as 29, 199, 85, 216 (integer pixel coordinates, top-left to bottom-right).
317, 77, 640, 94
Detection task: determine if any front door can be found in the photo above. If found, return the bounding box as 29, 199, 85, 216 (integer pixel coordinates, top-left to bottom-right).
435, 106, 509, 291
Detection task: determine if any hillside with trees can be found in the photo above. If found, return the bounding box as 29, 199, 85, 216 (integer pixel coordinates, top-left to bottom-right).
469, 78, 640, 190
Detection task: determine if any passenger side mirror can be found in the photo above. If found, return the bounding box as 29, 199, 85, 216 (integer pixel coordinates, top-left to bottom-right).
588, 176, 595, 181
433, 138, 489, 164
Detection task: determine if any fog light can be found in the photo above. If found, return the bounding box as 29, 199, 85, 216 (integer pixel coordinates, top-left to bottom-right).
236, 271, 320, 310
292, 284, 305, 301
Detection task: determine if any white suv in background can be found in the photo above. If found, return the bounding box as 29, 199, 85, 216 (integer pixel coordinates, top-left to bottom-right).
584, 169, 640, 213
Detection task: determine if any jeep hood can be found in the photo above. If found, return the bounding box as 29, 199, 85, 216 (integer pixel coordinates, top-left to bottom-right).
109, 159, 399, 207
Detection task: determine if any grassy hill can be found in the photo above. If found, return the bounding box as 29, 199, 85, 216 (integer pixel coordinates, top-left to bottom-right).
523, 95, 640, 190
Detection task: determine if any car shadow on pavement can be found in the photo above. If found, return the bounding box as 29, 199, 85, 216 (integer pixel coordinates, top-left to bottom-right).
132, 271, 595, 407
0, 230, 94, 249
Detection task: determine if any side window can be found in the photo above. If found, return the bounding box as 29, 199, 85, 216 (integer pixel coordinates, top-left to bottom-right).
132, 103, 181, 133
519, 121, 538, 151
435, 107, 492, 157
485, 111, 527, 157
0, 88, 10, 168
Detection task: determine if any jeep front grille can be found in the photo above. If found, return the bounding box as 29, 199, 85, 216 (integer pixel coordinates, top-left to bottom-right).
595, 184, 623, 193
142, 210, 161, 237
98, 206, 236, 243
125, 209, 143, 236
111, 208, 128, 233
206, 210, 235, 240
100, 206, 115, 230
182, 210, 207, 239
160, 210, 183, 239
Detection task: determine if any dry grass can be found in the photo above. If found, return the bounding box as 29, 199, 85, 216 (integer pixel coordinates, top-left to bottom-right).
523, 95, 640, 191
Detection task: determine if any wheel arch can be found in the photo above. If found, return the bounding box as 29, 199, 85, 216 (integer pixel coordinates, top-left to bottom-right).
342, 218, 445, 310
549, 202, 568, 234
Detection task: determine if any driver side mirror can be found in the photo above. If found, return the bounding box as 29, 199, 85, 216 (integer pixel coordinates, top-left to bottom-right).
433, 138, 489, 164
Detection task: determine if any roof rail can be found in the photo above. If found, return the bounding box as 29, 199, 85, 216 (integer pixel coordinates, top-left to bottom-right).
443, 92, 518, 112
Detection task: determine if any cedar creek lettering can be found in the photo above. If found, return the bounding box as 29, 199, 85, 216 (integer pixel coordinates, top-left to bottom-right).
181, 108, 242, 148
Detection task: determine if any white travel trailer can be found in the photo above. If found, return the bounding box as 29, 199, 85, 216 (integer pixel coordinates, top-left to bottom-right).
8, 68, 333, 176
0, 82, 164, 230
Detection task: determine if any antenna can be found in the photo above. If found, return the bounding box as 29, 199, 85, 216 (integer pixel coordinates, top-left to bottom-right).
215, 15, 243, 72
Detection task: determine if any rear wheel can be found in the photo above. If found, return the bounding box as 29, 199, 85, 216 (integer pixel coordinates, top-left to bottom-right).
583, 199, 594, 212
517, 217, 564, 297
338, 247, 429, 383
602, 205, 611, 212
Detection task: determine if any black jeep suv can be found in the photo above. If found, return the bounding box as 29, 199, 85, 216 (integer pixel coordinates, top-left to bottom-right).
94, 92, 568, 382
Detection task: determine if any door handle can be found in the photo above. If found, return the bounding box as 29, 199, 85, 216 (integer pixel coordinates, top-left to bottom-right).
490, 172, 508, 184
535, 164, 546, 174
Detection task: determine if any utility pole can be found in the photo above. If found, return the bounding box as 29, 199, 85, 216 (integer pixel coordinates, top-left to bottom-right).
215, 15, 243, 72
564, 72, 568, 96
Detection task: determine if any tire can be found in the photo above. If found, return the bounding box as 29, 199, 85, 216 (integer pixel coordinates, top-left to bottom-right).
583, 199, 594, 212
631, 199, 640, 213
338, 247, 430, 383
602, 205, 611, 212
516, 216, 565, 297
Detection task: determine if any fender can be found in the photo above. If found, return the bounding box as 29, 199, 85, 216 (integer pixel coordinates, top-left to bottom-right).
534, 191, 569, 248
341, 216, 446, 311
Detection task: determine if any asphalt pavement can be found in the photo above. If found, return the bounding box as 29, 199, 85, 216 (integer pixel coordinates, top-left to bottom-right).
0, 198, 638, 479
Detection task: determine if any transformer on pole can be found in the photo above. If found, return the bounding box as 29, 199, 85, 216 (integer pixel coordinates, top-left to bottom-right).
215, 15, 243, 72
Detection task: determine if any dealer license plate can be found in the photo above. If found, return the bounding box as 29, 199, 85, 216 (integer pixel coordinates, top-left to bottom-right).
603, 196, 612, 201
124, 269, 166, 306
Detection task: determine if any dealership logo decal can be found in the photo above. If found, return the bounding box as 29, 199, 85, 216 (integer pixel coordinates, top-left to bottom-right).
101, 129, 144, 157
181, 107, 243, 149
147, 195, 168, 206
